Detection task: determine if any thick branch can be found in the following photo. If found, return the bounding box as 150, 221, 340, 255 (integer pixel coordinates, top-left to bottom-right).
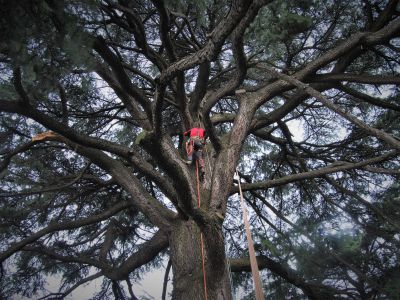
23, 245, 109, 270
202, 0, 270, 150
18, 132, 176, 227
24, 230, 168, 282
339, 84, 400, 111
312, 73, 400, 85
138, 133, 199, 219
151, 0, 177, 61
0, 100, 175, 202
229, 256, 337, 299
234, 150, 398, 193
95, 63, 152, 130
158, 0, 255, 83
298, 18, 400, 81
93, 36, 152, 118
0, 100, 132, 157
108, 230, 169, 280
0, 140, 35, 175
190, 62, 210, 118
259, 64, 400, 151
66, 137, 176, 228
12, 67, 30, 104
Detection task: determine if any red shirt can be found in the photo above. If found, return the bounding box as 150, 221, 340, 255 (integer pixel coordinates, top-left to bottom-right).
184, 127, 205, 138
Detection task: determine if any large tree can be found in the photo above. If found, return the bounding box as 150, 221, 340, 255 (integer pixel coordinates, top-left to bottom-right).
1, 0, 399, 299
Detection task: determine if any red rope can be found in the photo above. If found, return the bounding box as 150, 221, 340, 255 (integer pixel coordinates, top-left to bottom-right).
196, 160, 208, 300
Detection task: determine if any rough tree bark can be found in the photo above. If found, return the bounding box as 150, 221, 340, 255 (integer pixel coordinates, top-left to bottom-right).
169, 218, 232, 300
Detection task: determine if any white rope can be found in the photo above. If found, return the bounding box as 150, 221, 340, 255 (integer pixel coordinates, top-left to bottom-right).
235, 171, 265, 300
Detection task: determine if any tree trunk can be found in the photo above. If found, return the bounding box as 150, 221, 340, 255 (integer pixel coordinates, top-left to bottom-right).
169, 219, 232, 300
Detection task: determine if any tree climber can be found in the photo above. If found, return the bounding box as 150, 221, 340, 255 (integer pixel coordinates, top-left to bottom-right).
184, 123, 206, 182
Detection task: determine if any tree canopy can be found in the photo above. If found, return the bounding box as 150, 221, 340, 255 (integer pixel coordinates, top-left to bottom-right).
0, 0, 399, 299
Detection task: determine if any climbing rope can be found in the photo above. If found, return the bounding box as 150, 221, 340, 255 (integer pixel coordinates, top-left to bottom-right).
235, 171, 265, 300
196, 160, 208, 300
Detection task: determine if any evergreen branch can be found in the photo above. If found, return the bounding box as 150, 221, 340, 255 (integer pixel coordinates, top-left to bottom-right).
234, 150, 398, 193
259, 64, 400, 151
0, 201, 132, 263
229, 256, 340, 299
0, 162, 90, 197
93, 36, 153, 119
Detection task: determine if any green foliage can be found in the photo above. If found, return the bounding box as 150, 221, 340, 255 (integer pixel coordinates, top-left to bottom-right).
261, 238, 280, 257
383, 269, 400, 300
164, 0, 227, 27
246, 0, 313, 57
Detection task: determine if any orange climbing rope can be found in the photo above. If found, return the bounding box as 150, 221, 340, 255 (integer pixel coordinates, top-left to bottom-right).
196, 160, 208, 300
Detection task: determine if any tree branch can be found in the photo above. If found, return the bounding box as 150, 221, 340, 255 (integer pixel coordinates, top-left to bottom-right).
339, 83, 400, 111
259, 64, 400, 151
312, 73, 400, 85
108, 230, 169, 280
0, 100, 132, 157
202, 0, 271, 151
93, 36, 152, 119
162, 259, 172, 300
0, 201, 131, 263
59, 272, 103, 298
158, 0, 256, 83
95, 63, 152, 130
0, 140, 35, 175
0, 100, 175, 200
229, 256, 338, 299
62, 136, 176, 228
233, 150, 398, 193
0, 161, 90, 197
12, 67, 30, 104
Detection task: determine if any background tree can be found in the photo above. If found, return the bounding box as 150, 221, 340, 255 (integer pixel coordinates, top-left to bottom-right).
1, 0, 399, 299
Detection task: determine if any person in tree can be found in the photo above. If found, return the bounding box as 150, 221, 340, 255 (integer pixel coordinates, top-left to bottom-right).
184, 123, 206, 181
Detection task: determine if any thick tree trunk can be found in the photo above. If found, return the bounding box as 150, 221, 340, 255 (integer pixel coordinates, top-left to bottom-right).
169, 219, 232, 300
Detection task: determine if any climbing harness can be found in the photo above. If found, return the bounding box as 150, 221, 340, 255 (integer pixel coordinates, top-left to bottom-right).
196, 160, 208, 300
235, 171, 265, 300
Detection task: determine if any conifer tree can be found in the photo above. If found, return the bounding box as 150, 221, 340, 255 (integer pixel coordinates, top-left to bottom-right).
1, 0, 399, 299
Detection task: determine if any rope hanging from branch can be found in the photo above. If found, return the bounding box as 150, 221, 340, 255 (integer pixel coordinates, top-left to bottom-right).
235, 171, 265, 300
